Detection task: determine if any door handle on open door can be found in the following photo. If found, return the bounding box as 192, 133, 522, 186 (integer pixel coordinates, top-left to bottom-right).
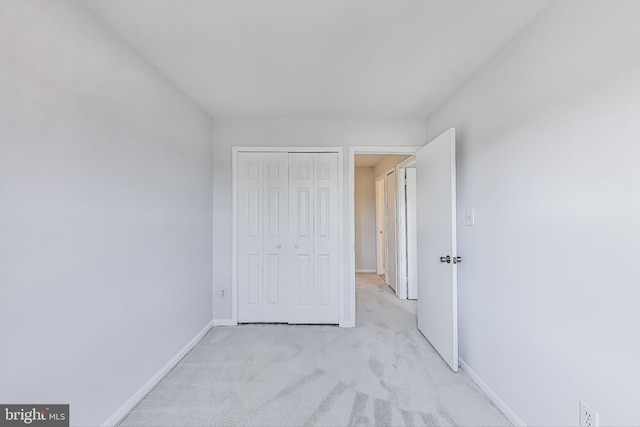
453, 256, 462, 264
440, 255, 451, 263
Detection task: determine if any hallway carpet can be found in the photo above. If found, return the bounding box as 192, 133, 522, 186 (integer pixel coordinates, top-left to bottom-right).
120, 274, 510, 426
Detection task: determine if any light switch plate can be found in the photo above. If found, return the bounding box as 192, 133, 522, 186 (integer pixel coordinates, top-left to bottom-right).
465, 206, 475, 226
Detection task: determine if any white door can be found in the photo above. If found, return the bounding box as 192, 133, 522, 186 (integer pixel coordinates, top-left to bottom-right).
406, 167, 418, 300
386, 170, 397, 293
237, 152, 289, 322
416, 127, 459, 372
289, 153, 340, 324
375, 177, 386, 275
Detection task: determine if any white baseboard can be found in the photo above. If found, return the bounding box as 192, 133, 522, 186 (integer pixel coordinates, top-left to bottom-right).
459, 357, 526, 427
339, 321, 356, 328
101, 320, 213, 427
213, 318, 237, 326
355, 269, 376, 273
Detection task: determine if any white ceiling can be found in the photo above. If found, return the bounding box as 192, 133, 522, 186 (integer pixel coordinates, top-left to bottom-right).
83, 0, 549, 119
354, 154, 388, 167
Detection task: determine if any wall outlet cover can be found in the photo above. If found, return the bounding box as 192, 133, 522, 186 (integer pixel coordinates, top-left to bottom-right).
580, 401, 599, 427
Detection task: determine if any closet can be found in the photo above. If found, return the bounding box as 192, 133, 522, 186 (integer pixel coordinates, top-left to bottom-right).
236, 151, 340, 324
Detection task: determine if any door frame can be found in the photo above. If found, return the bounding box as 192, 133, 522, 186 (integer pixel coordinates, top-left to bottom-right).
374, 175, 386, 276
231, 147, 344, 326
348, 146, 422, 326
376, 166, 399, 294
395, 156, 417, 300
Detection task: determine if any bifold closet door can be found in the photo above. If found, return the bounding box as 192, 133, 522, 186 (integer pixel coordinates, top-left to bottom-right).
289, 153, 340, 324
237, 152, 289, 323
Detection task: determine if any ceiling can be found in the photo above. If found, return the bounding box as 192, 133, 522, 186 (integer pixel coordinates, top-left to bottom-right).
83, 0, 549, 119
354, 154, 388, 167
355, 154, 411, 168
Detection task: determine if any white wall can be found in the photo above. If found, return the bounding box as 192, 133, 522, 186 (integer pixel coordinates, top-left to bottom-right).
0, 1, 214, 425
354, 167, 376, 272
424, 1, 640, 425
212, 119, 426, 321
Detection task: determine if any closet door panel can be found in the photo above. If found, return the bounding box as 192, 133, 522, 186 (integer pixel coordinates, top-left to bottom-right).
312, 153, 340, 320
237, 153, 264, 321
288, 153, 315, 319
262, 153, 289, 322
289, 153, 339, 324
238, 151, 339, 324
237, 152, 288, 322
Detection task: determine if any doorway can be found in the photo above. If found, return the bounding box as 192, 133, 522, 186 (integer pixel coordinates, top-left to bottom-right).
349, 129, 460, 372
354, 154, 416, 299
353, 152, 415, 302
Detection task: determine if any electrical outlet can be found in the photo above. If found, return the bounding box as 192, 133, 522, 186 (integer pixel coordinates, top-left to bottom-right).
219, 288, 227, 298
580, 401, 599, 427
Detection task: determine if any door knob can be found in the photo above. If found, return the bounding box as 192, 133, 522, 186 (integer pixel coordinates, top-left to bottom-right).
295, 244, 299, 249
440, 255, 451, 263
453, 256, 462, 264
277, 244, 281, 249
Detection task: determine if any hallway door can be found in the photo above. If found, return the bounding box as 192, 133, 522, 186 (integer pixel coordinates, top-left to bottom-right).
386, 170, 397, 293
416, 127, 459, 372
375, 177, 385, 275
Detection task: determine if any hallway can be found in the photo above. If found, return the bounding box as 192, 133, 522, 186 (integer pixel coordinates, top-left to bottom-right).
121, 274, 510, 426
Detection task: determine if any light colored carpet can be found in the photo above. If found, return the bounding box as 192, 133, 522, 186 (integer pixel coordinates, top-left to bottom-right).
120, 274, 510, 426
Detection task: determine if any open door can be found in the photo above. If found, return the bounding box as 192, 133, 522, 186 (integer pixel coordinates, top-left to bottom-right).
405, 167, 418, 300
375, 177, 385, 276
416, 127, 459, 372
386, 170, 397, 293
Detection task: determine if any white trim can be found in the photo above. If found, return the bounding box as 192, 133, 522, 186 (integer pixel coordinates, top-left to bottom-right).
355, 269, 376, 273
394, 155, 416, 301
337, 149, 345, 327
213, 319, 238, 326
349, 146, 422, 327
231, 148, 238, 325
374, 174, 386, 276
101, 321, 213, 427
395, 164, 407, 300
232, 146, 345, 326
212, 144, 216, 327
459, 357, 526, 427
396, 156, 416, 169
233, 146, 343, 153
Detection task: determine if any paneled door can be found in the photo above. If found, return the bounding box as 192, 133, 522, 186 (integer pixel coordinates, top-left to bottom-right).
237, 151, 340, 324
237, 152, 289, 323
289, 153, 340, 324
